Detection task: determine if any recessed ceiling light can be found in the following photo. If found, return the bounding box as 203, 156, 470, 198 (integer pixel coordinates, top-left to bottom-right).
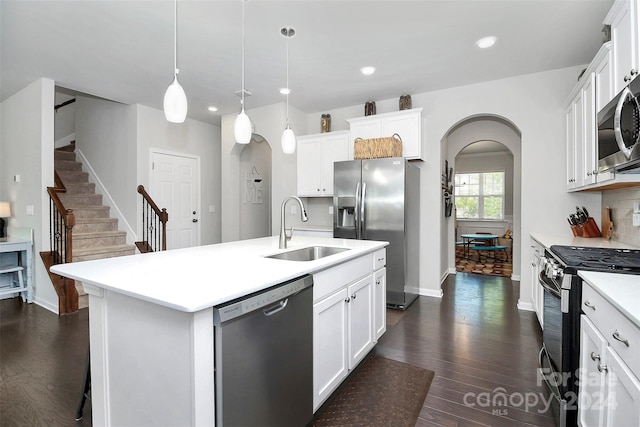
280, 87, 291, 95
476, 36, 497, 49
207, 106, 218, 112
360, 66, 376, 76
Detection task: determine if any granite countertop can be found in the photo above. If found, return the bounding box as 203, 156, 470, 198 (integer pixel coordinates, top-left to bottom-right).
530, 233, 639, 250
51, 236, 387, 313
579, 271, 640, 328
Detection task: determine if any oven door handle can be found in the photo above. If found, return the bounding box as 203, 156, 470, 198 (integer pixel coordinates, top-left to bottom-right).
538, 272, 561, 299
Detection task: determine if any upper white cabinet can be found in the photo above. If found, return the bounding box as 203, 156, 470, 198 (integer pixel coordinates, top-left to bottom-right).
605, 0, 639, 98
347, 108, 424, 161
564, 41, 638, 191
297, 130, 350, 197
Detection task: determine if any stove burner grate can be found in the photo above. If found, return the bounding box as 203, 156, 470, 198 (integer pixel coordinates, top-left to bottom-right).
549, 245, 640, 273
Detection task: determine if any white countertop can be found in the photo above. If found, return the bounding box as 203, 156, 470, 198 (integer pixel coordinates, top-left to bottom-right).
531, 233, 639, 250
579, 271, 640, 328
51, 236, 387, 313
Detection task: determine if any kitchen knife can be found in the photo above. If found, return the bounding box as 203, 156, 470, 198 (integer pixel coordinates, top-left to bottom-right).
581, 206, 589, 218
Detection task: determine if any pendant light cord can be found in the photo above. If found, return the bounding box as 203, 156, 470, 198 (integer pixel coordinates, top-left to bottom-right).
173, 0, 178, 76
241, 0, 246, 108
285, 32, 289, 125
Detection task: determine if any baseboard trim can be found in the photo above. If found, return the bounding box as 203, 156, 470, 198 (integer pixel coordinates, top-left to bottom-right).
517, 300, 534, 311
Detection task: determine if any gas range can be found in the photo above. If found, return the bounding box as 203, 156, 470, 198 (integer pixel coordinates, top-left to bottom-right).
549, 245, 640, 274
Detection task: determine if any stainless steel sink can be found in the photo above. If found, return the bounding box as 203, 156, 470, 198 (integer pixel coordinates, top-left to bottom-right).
264, 246, 350, 262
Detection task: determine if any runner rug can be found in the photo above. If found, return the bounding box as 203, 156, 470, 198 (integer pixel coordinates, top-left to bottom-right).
312, 354, 434, 427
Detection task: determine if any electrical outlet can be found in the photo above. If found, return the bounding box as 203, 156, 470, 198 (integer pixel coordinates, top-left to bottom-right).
290, 205, 297, 215
633, 202, 640, 227
329, 206, 333, 215
208, 205, 216, 213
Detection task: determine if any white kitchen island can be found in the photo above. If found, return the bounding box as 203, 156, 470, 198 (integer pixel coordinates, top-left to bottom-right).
52, 236, 387, 426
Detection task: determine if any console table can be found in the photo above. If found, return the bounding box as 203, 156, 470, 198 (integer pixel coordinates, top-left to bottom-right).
0, 231, 34, 302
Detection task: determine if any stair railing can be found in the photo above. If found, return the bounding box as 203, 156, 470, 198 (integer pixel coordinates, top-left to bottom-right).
44, 171, 78, 314
47, 171, 75, 264
136, 185, 168, 253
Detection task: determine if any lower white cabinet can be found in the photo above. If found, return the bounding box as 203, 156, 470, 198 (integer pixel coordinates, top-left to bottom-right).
313, 251, 384, 411
530, 240, 543, 327
578, 316, 608, 427
578, 282, 640, 427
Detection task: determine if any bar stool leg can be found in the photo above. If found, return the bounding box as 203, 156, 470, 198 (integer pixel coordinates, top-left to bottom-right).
75, 346, 91, 421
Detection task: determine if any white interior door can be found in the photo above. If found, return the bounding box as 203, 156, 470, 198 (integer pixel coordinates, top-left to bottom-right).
150, 151, 199, 250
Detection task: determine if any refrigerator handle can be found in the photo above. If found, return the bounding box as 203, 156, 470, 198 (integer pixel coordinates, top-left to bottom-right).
360, 182, 366, 239
355, 181, 361, 239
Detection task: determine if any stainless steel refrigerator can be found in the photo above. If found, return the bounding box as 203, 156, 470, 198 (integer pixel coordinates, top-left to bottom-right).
333, 157, 420, 309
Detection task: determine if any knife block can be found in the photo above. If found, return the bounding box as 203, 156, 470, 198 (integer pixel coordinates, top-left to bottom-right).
571, 217, 602, 238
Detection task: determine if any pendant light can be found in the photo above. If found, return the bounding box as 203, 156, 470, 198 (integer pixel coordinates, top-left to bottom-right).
163, 0, 187, 123
234, 0, 252, 144
281, 27, 296, 154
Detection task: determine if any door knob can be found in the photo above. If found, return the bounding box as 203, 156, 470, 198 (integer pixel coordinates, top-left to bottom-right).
192, 219, 198, 223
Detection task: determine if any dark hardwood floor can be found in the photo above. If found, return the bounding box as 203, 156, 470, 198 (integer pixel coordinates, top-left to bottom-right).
0, 272, 553, 426
375, 273, 555, 427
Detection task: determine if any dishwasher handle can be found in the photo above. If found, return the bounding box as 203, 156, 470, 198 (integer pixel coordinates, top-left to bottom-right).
264, 298, 288, 316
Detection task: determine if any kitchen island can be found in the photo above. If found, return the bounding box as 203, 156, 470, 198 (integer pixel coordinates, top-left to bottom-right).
52, 236, 388, 426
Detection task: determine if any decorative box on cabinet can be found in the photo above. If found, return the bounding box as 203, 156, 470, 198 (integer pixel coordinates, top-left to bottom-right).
297, 131, 349, 197
347, 108, 424, 161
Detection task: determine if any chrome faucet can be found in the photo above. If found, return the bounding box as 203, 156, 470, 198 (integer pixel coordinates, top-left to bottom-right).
280, 196, 308, 249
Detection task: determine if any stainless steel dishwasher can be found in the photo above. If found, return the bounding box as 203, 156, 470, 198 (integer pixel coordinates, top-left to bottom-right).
213, 274, 313, 427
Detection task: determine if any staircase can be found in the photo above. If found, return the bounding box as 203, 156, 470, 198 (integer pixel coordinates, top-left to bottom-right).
53, 144, 135, 309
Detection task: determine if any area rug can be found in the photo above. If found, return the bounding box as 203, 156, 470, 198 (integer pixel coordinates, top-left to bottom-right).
312, 354, 434, 427
455, 246, 512, 277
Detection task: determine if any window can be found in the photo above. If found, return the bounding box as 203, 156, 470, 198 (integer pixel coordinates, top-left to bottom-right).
454, 171, 504, 219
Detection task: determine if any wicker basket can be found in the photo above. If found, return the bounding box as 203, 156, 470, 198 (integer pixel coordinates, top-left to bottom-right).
353, 134, 403, 159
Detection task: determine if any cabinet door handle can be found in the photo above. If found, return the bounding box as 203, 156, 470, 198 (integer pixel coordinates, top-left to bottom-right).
351, 293, 357, 300
590, 351, 600, 362
584, 300, 596, 310
376, 280, 381, 286
597, 362, 608, 373
344, 297, 350, 303
612, 330, 630, 347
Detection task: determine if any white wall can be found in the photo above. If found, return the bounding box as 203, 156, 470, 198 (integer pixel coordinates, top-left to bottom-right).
239, 136, 271, 240
0, 78, 58, 312
75, 96, 138, 230
221, 102, 307, 242
136, 105, 222, 245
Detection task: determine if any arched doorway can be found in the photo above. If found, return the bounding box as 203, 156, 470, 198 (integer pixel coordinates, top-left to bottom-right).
443, 115, 522, 280
454, 140, 513, 276
239, 134, 272, 240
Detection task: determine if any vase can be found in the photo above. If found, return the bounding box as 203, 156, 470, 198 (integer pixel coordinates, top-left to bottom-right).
364, 101, 376, 116
321, 114, 331, 133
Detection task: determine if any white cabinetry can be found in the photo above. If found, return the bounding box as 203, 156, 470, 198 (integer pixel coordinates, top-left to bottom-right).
565, 44, 615, 190
347, 108, 424, 160
604, 0, 639, 97
530, 240, 543, 327
373, 248, 387, 341
578, 282, 640, 426
312, 253, 381, 411
297, 131, 349, 197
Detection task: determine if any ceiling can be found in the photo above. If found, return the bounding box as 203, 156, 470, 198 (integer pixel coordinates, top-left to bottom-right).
1, 0, 614, 125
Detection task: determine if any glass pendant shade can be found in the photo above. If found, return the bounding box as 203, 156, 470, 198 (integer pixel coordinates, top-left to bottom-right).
234, 108, 252, 144
163, 75, 188, 123
281, 125, 296, 154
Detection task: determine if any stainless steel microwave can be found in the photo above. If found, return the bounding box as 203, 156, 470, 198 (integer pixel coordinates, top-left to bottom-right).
597, 77, 640, 172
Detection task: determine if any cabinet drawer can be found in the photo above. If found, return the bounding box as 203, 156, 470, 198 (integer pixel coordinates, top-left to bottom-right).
583, 284, 640, 378
373, 249, 386, 270
313, 255, 371, 302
